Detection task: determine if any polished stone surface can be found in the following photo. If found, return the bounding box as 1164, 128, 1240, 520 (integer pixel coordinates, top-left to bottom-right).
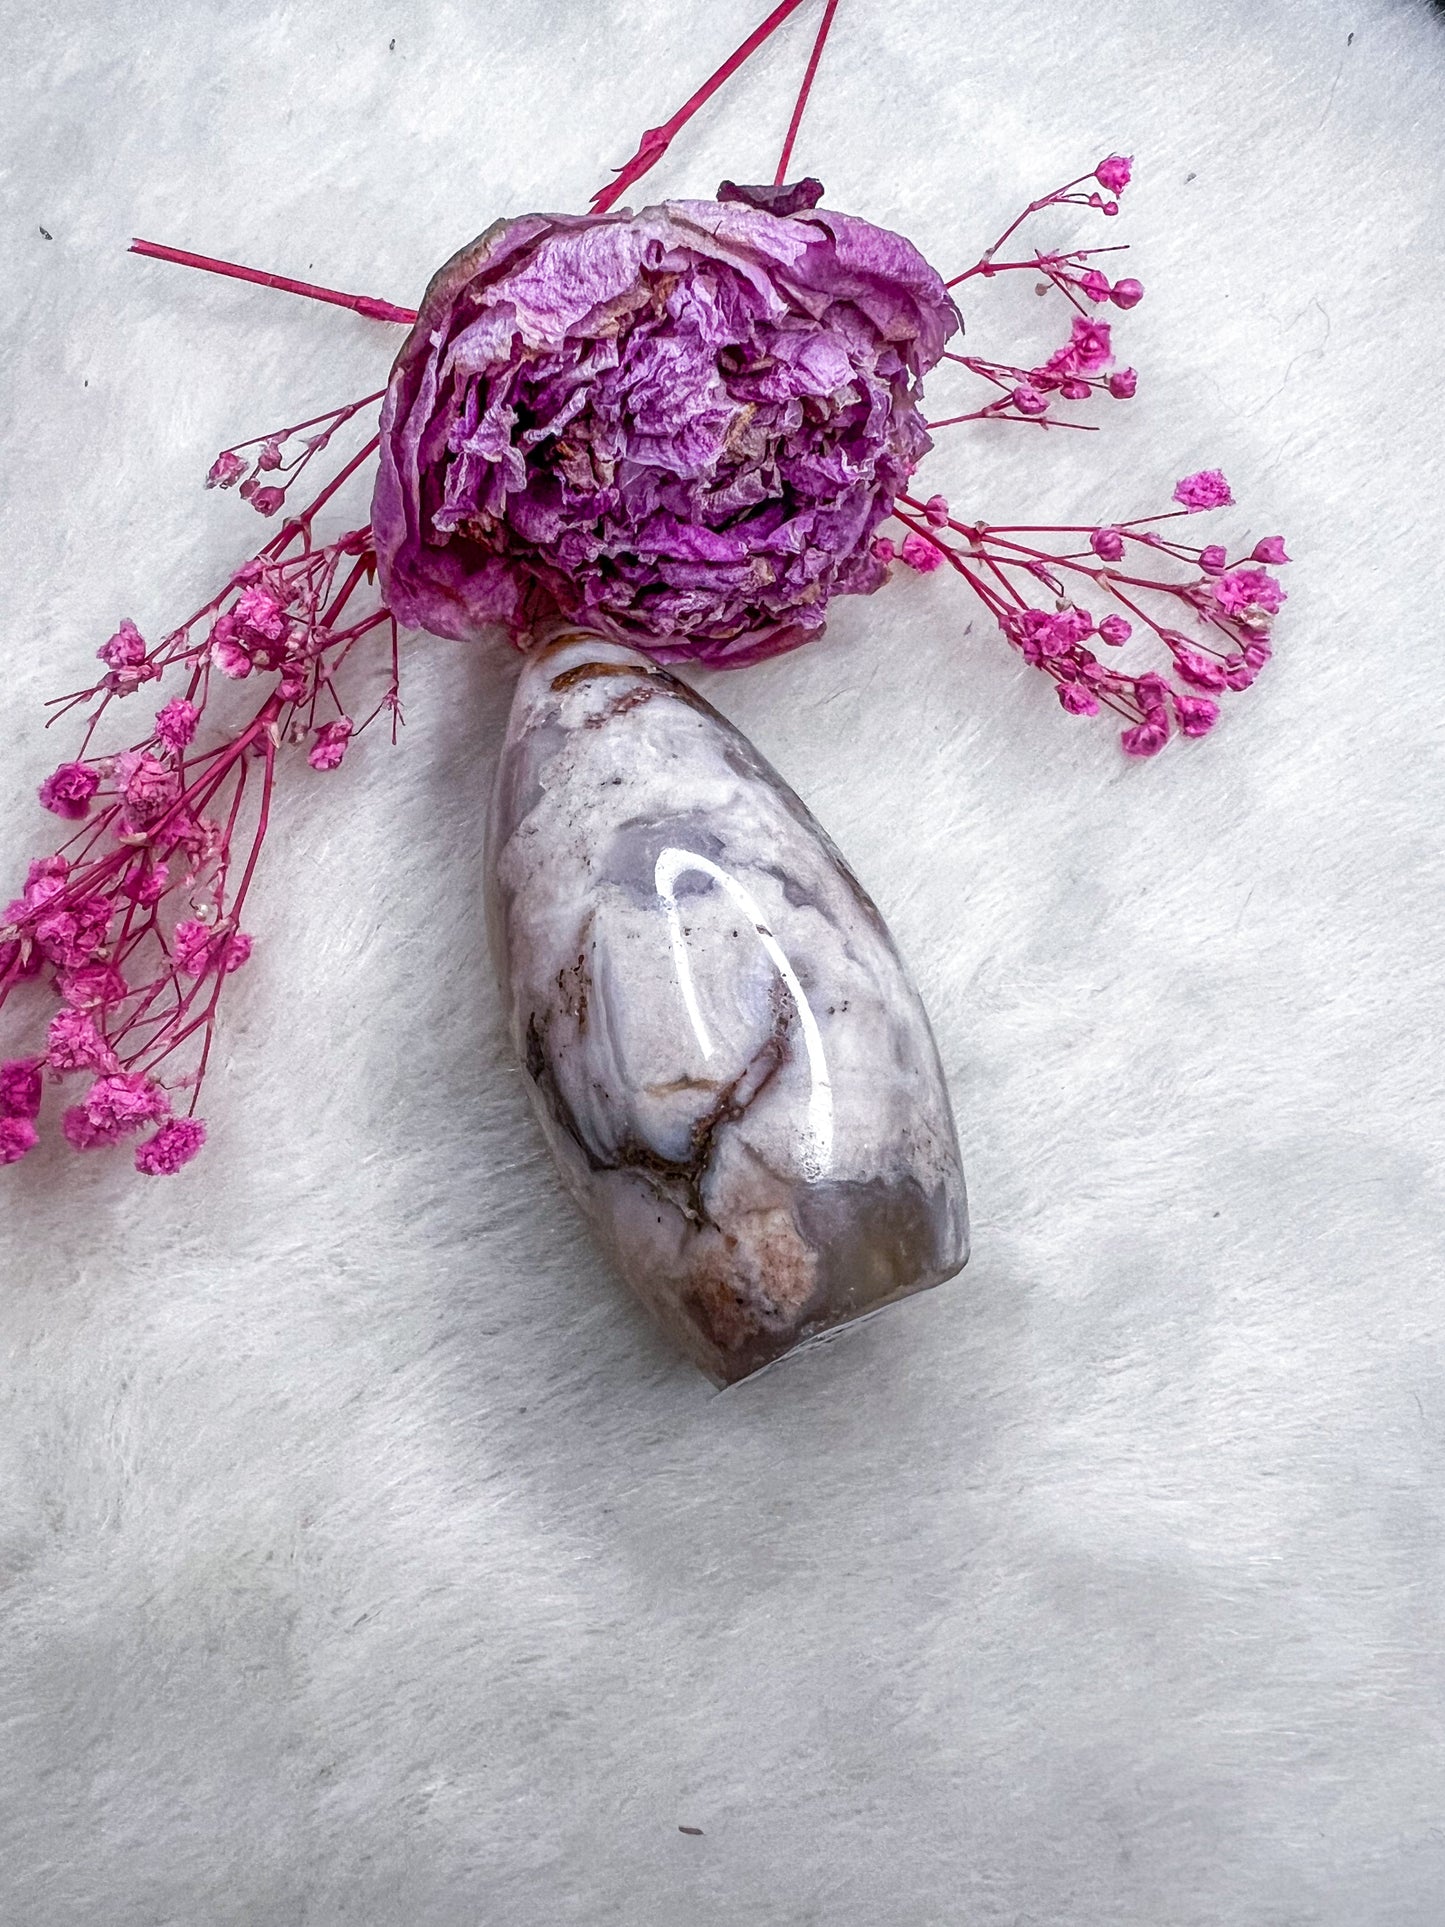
487, 633, 968, 1383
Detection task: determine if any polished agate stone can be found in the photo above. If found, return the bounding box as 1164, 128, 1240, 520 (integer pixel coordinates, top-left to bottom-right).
486, 634, 968, 1384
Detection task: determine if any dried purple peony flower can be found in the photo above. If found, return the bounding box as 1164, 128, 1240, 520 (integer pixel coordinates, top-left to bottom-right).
372, 187, 958, 667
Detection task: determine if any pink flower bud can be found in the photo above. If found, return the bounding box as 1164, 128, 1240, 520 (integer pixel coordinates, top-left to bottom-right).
1173, 694, 1221, 737
104, 661, 163, 699
1109, 277, 1144, 310
1097, 614, 1132, 646
234, 588, 288, 641
38, 762, 100, 819
1251, 536, 1290, 565
1079, 269, 1111, 304
1090, 528, 1125, 562
78, 1072, 170, 1137
98, 619, 147, 669
308, 719, 354, 772
56, 963, 128, 1009
277, 661, 309, 702
1107, 368, 1138, 399
62, 1104, 114, 1151
1059, 379, 1091, 401
135, 1116, 207, 1175
212, 634, 253, 680
1212, 567, 1285, 616
119, 859, 169, 907
1171, 646, 1228, 691
46, 1010, 119, 1075
256, 439, 284, 472
871, 536, 896, 564
0, 1057, 43, 1120
1057, 682, 1100, 716
900, 532, 943, 573
1198, 545, 1228, 575
0, 1117, 38, 1165
1173, 469, 1234, 513
249, 486, 285, 517
1135, 673, 1171, 715
1095, 155, 1133, 195
154, 697, 199, 749
1120, 719, 1169, 757
923, 494, 950, 528
1012, 383, 1048, 417
206, 450, 246, 489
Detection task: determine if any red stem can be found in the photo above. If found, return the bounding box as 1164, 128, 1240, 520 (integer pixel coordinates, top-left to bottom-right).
945, 175, 1096, 288
129, 239, 416, 326
774, 0, 839, 183
590, 0, 813, 214
266, 435, 381, 557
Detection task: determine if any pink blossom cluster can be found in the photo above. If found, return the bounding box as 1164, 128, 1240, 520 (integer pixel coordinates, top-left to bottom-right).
934, 158, 1142, 431
887, 477, 1287, 754
1, 405, 394, 1174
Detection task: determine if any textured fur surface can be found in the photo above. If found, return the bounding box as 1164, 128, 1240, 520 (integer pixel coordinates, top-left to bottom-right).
2, 2, 1444, 1921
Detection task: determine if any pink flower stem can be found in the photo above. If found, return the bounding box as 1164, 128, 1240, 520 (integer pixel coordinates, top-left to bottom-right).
898, 498, 1200, 545
926, 409, 1098, 432
590, 0, 814, 214
129, 238, 417, 326
268, 436, 381, 553
945, 174, 1097, 288
774, 0, 840, 183
892, 511, 1013, 614
224, 393, 387, 453
130, 733, 276, 1087
954, 246, 1130, 279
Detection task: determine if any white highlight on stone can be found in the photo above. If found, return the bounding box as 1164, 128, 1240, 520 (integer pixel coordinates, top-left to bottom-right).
654, 845, 834, 1178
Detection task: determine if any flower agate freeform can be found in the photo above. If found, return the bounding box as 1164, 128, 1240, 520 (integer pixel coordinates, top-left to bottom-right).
487, 632, 969, 1382
373, 183, 958, 667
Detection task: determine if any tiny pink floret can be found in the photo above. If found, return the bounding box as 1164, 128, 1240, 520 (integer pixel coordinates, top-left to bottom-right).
0, 1117, 38, 1164
1095, 155, 1133, 195
155, 697, 199, 749
98, 619, 147, 669
135, 1116, 207, 1175
46, 1009, 120, 1075
206, 450, 246, 489
38, 762, 100, 820
900, 531, 943, 573
308, 718, 354, 771
1173, 469, 1234, 512
0, 1056, 44, 1120
1212, 567, 1285, 616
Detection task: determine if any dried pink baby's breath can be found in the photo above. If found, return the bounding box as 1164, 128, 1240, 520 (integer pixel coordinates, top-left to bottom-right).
888, 469, 1288, 754
0, 398, 396, 1172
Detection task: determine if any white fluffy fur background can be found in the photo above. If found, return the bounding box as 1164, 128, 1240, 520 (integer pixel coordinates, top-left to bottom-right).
3, 1, 1444, 1920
